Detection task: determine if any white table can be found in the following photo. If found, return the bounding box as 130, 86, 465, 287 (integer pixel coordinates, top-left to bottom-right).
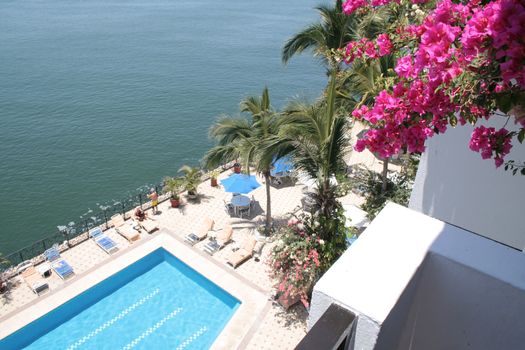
231, 195, 251, 215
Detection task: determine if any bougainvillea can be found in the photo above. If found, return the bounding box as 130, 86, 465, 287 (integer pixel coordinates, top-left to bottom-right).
269, 212, 350, 308
342, 0, 525, 170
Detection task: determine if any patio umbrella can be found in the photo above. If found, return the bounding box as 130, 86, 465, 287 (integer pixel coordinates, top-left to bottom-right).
220, 174, 261, 194
270, 155, 293, 177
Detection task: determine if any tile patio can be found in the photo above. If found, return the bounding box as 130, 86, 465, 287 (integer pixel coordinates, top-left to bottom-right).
0, 156, 372, 348
0, 169, 322, 349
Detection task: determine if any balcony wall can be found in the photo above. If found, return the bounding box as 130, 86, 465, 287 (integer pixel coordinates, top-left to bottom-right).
409, 118, 525, 250
309, 203, 525, 349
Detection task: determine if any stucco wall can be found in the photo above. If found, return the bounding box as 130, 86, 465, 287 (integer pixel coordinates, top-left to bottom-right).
396, 253, 525, 350
309, 203, 525, 350
409, 119, 525, 250
308, 204, 443, 348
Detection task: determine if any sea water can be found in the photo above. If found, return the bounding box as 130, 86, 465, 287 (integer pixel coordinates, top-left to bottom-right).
0, 0, 325, 254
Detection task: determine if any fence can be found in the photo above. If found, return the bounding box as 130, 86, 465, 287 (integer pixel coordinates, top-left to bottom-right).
0, 162, 234, 275
2, 183, 164, 271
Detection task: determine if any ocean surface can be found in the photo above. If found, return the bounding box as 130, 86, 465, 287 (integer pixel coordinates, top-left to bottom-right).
0, 0, 326, 255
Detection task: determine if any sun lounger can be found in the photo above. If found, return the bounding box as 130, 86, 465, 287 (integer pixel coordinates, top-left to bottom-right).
44, 245, 75, 280
116, 222, 141, 242
227, 236, 257, 268
21, 266, 49, 295
203, 225, 233, 255
89, 227, 119, 254
140, 218, 159, 233
111, 215, 140, 242
185, 218, 215, 245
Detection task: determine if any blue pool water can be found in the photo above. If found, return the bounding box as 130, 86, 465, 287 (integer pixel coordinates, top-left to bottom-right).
0, 249, 240, 349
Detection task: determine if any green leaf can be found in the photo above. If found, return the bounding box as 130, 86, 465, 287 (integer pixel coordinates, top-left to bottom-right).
495, 93, 512, 114
450, 115, 457, 127
518, 129, 525, 144
521, 168, 525, 176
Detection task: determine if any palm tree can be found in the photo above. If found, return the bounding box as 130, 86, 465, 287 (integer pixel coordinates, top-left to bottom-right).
178, 165, 201, 197
282, 0, 357, 73
203, 88, 285, 233
337, 55, 397, 192
279, 75, 349, 228
282, 0, 393, 74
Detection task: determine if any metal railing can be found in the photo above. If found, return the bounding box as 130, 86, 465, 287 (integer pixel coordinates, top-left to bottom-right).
1, 162, 235, 274
2, 183, 164, 270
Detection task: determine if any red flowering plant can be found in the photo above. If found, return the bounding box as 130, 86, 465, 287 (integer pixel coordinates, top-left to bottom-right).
341, 0, 525, 173
269, 210, 350, 309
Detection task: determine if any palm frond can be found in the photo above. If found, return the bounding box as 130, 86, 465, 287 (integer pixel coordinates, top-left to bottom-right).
202, 144, 239, 169
282, 24, 327, 65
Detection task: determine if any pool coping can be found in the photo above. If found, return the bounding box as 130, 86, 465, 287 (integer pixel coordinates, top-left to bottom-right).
0, 230, 268, 349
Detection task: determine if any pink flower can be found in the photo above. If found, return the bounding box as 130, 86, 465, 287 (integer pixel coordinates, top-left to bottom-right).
287, 218, 299, 227
371, 0, 390, 6
351, 105, 369, 119
344, 0, 524, 170
395, 56, 417, 78
364, 40, 379, 59
469, 126, 513, 167
342, 0, 367, 15
376, 34, 393, 56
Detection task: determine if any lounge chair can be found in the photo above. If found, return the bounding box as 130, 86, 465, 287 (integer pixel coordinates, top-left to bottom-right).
20, 266, 49, 295
185, 218, 215, 245
227, 236, 257, 268
44, 245, 75, 280
89, 227, 119, 254
203, 225, 233, 255
139, 218, 159, 233
112, 215, 141, 242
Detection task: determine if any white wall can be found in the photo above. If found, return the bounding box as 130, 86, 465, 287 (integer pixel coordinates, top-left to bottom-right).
409, 119, 525, 250
395, 254, 525, 350
308, 203, 525, 350
309, 203, 444, 348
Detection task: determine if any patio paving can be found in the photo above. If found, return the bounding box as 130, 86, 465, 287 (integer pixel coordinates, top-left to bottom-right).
0, 168, 318, 349
0, 150, 376, 348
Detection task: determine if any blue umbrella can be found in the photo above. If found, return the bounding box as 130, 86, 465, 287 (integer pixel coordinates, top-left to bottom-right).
220, 174, 261, 194
271, 155, 294, 176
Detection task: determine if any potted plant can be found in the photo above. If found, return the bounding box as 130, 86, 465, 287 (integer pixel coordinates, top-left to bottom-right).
178, 165, 202, 199
0, 254, 9, 294
233, 162, 241, 174
162, 177, 182, 208
210, 169, 220, 187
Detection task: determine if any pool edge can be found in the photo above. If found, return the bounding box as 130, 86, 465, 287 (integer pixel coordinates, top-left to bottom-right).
0, 231, 268, 349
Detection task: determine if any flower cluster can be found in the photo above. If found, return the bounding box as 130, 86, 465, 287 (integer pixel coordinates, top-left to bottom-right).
344, 34, 393, 63
269, 216, 327, 308
469, 126, 513, 167
343, 0, 525, 167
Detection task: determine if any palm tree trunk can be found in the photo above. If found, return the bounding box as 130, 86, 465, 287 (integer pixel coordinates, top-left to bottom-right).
264, 171, 272, 234
381, 157, 389, 193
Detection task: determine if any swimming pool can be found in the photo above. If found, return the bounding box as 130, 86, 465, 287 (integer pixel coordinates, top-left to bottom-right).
0, 248, 240, 349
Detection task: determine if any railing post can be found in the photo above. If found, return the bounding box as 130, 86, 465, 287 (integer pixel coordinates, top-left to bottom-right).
103, 209, 108, 228
139, 194, 143, 207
